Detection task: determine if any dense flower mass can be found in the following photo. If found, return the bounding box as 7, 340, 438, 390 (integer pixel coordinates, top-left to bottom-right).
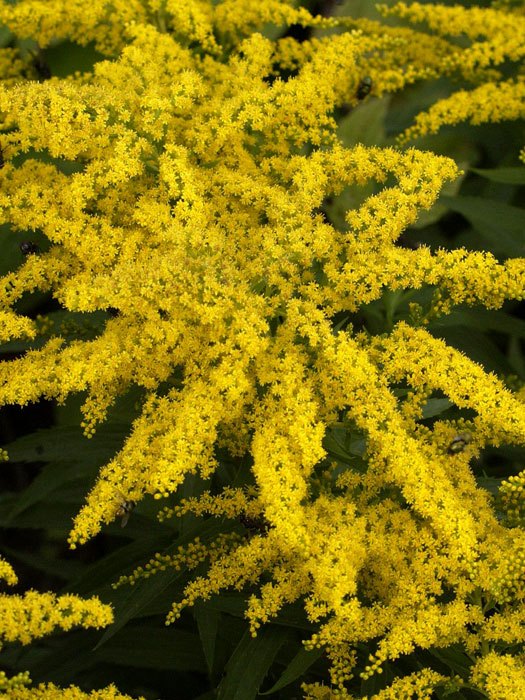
0, 590, 113, 647
0, 558, 116, 699
2, 685, 140, 700
0, 558, 113, 648
0, 0, 524, 697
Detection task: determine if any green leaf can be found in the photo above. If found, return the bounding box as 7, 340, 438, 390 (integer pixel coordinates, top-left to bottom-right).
431, 309, 525, 339
15, 630, 100, 683
37, 309, 109, 341
323, 429, 366, 465
94, 626, 206, 672
471, 167, 525, 184
0, 338, 35, 355
326, 99, 391, 231
476, 476, 503, 497
421, 398, 453, 419
206, 595, 248, 619
428, 646, 473, 678
207, 597, 315, 632
360, 662, 395, 696
195, 603, 221, 675
94, 567, 184, 650
0, 26, 12, 47
412, 167, 466, 229
5, 460, 96, 523
0, 542, 83, 581
68, 533, 174, 595
430, 326, 514, 376
217, 627, 291, 700
508, 336, 525, 378
0, 498, 80, 531
44, 41, 105, 77
337, 97, 389, 148
4, 423, 129, 464
0, 224, 40, 277
260, 646, 324, 695
323, 436, 355, 465
441, 196, 525, 257
94, 518, 226, 647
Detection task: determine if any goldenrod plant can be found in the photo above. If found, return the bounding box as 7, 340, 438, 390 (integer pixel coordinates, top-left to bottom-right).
0, 0, 524, 697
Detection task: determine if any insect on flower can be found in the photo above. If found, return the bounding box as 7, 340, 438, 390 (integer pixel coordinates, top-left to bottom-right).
29, 48, 51, 81
19, 241, 40, 255
239, 512, 269, 535
115, 492, 136, 527
356, 76, 372, 100
447, 432, 472, 455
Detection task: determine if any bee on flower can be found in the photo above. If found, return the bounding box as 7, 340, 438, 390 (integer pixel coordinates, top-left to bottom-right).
115, 491, 136, 527
356, 76, 372, 100
447, 432, 472, 455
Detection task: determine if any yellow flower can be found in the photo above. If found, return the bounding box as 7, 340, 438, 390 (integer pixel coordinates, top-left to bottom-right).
0, 1, 523, 696
0, 590, 113, 647
470, 652, 525, 699
1, 684, 141, 700
0, 559, 117, 697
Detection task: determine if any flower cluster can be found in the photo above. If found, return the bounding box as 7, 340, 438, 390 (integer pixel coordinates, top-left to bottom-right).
378, 2, 525, 142
0, 591, 113, 647
3, 685, 140, 700
470, 652, 525, 700
0, 558, 118, 700
0, 0, 524, 697
498, 469, 525, 526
